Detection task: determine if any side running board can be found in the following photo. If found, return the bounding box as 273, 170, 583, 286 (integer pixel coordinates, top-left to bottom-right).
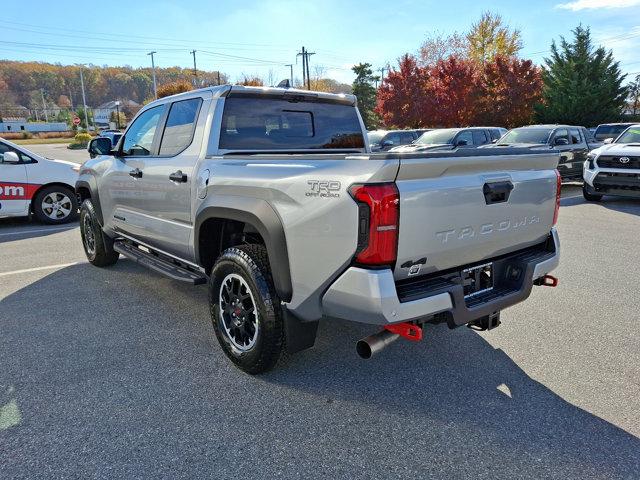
113, 240, 207, 285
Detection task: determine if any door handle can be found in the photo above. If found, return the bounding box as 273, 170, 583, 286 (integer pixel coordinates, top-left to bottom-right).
129, 168, 143, 178
169, 170, 187, 183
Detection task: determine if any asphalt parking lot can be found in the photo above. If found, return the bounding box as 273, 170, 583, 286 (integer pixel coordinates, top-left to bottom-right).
1, 183, 639, 479
25, 143, 88, 165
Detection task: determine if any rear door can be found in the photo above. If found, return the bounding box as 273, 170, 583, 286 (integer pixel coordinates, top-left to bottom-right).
0, 142, 30, 216
135, 96, 204, 259
393, 150, 559, 279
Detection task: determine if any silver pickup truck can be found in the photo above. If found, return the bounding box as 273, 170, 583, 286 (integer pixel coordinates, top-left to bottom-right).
78, 85, 561, 373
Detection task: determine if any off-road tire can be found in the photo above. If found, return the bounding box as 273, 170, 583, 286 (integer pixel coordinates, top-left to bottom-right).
79, 199, 119, 267
32, 185, 78, 224
209, 244, 284, 374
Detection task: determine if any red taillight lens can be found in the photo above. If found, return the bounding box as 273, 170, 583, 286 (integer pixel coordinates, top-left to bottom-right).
349, 183, 399, 266
553, 169, 561, 226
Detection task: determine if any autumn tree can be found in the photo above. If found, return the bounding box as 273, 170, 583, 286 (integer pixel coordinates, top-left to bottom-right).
157, 80, 193, 99
419, 32, 467, 66
376, 55, 432, 128
429, 57, 480, 127
352, 63, 380, 129
475, 56, 543, 128
238, 75, 264, 86
537, 25, 628, 125
466, 11, 522, 64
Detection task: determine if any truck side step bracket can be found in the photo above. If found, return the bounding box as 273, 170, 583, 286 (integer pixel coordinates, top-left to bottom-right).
113, 240, 207, 285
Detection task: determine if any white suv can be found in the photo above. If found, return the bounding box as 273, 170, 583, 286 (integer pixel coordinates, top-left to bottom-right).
583, 124, 640, 202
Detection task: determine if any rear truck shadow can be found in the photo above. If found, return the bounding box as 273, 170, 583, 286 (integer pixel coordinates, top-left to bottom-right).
0, 261, 638, 478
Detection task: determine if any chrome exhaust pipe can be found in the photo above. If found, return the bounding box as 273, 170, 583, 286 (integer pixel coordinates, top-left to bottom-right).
356, 330, 400, 359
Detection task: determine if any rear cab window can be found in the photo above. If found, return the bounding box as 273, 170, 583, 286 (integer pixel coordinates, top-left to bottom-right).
159, 98, 202, 156
218, 94, 365, 151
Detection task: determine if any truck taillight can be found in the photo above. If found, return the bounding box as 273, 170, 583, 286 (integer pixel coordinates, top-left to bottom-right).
349, 183, 399, 266
553, 169, 561, 226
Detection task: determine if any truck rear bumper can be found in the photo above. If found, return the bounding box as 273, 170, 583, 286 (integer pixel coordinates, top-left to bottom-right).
322, 228, 559, 326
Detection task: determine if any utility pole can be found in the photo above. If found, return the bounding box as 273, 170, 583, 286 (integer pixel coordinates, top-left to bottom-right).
148, 51, 158, 99
305, 51, 315, 90
217, 71, 221, 85
190, 50, 198, 86
297, 47, 307, 89
296, 47, 316, 90
285, 64, 293, 86
79, 69, 89, 130
40, 89, 49, 123
377, 67, 387, 88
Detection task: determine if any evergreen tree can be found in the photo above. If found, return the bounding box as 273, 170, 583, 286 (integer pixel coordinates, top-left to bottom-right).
351, 63, 380, 129
537, 25, 627, 126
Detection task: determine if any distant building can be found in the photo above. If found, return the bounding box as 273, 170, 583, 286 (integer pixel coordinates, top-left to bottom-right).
0, 121, 69, 133
94, 100, 140, 126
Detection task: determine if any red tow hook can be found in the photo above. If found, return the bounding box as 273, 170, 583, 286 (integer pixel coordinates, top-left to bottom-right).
384, 322, 423, 341
538, 275, 559, 287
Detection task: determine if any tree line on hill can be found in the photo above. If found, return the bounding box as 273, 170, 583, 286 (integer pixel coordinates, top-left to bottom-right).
0, 61, 227, 112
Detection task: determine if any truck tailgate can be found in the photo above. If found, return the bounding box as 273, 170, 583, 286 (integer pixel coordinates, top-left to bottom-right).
391, 149, 559, 280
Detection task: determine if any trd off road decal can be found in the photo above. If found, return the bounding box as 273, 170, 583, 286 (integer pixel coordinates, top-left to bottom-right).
0, 183, 41, 200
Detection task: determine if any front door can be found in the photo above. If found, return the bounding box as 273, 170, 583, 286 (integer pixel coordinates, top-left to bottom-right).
0, 143, 29, 216
101, 104, 166, 240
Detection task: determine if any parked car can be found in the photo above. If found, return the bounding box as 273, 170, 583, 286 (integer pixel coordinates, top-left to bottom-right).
89, 130, 123, 158
593, 123, 635, 142
486, 125, 602, 180
0, 138, 79, 223
390, 127, 506, 152
368, 129, 427, 151
583, 124, 640, 201
79, 85, 560, 374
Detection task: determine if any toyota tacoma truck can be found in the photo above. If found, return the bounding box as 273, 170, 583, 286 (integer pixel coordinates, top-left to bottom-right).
77, 85, 561, 374
583, 124, 640, 201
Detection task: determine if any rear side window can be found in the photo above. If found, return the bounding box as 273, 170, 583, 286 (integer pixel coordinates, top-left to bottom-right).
159, 98, 202, 156
472, 129, 489, 145
219, 96, 365, 150
489, 129, 501, 141
569, 128, 581, 144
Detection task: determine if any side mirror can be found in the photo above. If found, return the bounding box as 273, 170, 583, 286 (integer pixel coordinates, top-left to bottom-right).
603, 138, 613, 144
1, 151, 20, 164
455, 139, 468, 147
554, 137, 569, 146
381, 139, 394, 148
88, 137, 113, 157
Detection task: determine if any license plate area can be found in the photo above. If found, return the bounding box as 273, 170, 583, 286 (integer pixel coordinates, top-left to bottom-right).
462, 262, 493, 298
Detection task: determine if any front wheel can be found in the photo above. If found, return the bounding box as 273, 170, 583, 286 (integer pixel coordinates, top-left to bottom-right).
32, 185, 78, 224
79, 199, 119, 267
583, 184, 603, 202
209, 244, 284, 374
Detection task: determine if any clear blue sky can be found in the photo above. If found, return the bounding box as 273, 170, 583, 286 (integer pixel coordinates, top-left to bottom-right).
1, 0, 639, 84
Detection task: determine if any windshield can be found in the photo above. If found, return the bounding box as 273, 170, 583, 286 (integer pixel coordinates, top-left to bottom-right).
499, 128, 552, 144
367, 131, 386, 144
415, 129, 458, 145
595, 124, 631, 137
615, 126, 640, 144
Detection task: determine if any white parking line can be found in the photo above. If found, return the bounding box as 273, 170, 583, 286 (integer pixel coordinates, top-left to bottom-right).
0, 261, 85, 278
0, 226, 77, 238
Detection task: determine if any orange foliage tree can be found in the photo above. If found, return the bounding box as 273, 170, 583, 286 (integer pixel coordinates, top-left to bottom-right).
376, 53, 542, 128
157, 80, 193, 99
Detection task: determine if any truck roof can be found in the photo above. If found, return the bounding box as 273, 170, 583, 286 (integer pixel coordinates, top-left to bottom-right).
145, 84, 357, 108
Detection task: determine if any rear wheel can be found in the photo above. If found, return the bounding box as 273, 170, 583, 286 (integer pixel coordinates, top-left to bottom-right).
583, 184, 603, 202
32, 185, 78, 224
209, 244, 284, 374
80, 199, 119, 267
